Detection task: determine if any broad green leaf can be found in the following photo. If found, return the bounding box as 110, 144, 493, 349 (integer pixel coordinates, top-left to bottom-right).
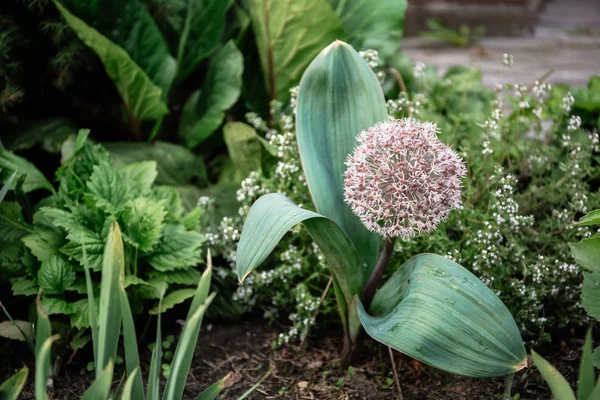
120, 368, 139, 400
0, 367, 28, 400
86, 161, 132, 214
0, 320, 33, 342
180, 41, 244, 148
171, 0, 234, 81
0, 241, 26, 276
22, 228, 63, 262
0, 202, 32, 240
359, 254, 527, 378
147, 224, 205, 271
150, 288, 196, 315
223, 122, 263, 180
0, 149, 54, 193
250, 0, 345, 102
119, 161, 158, 194
81, 361, 114, 400
96, 221, 123, 374
153, 186, 184, 221
296, 40, 386, 272
576, 210, 600, 226
35, 335, 60, 400
148, 268, 202, 285
236, 193, 363, 302
11, 279, 38, 296
531, 350, 576, 400
328, 0, 407, 60
38, 255, 76, 294
180, 207, 204, 231
195, 372, 233, 400
7, 118, 75, 153
122, 197, 167, 252
54, 1, 170, 123
120, 272, 144, 400
582, 272, 600, 320
106, 141, 208, 186
578, 330, 595, 400
39, 297, 76, 316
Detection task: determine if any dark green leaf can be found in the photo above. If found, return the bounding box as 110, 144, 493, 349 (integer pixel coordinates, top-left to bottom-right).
11, 279, 38, 296
0, 149, 54, 193
195, 372, 233, 400
38, 255, 76, 294
223, 122, 263, 180
148, 268, 202, 285
147, 224, 205, 271
7, 118, 75, 153
122, 198, 167, 252
578, 330, 595, 400
86, 161, 131, 214
0, 202, 31, 240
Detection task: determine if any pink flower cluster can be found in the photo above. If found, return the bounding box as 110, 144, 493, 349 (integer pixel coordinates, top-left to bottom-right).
344, 118, 466, 240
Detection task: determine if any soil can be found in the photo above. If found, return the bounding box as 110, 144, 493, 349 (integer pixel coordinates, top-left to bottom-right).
1, 317, 583, 400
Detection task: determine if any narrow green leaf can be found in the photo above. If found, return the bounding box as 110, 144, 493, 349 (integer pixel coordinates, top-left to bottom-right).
250, 0, 345, 102
236, 193, 363, 302
96, 221, 124, 374
531, 350, 576, 400
575, 209, 600, 226
578, 330, 595, 400
186, 250, 213, 319
296, 40, 386, 272
83, 245, 98, 369
120, 368, 139, 400
223, 122, 264, 180
0, 171, 17, 202
146, 294, 164, 400
81, 361, 114, 400
35, 335, 60, 400
195, 372, 233, 400
237, 366, 275, 400
359, 254, 527, 378
120, 272, 144, 400
0, 367, 28, 400
180, 41, 244, 148
53, 1, 170, 122
35, 291, 52, 365
0, 149, 54, 193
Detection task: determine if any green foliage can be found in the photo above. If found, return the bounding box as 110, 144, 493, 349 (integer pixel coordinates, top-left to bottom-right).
38, 255, 75, 294
420, 19, 486, 48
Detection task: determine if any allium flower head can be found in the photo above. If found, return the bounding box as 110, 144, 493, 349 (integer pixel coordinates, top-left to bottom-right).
344, 118, 467, 240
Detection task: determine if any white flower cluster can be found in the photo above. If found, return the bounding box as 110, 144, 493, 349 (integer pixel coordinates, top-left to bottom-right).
359, 49, 385, 83
413, 62, 426, 78
532, 81, 552, 100
562, 92, 575, 112
502, 53, 514, 67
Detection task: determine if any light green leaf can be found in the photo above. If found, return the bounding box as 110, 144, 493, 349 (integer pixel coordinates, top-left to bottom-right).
250, 0, 345, 102
0, 367, 28, 400
39, 297, 76, 316
0, 171, 17, 202
120, 272, 144, 400
122, 197, 167, 252
148, 268, 202, 285
0, 149, 54, 193
81, 361, 114, 400
0, 202, 32, 240
86, 161, 131, 214
147, 293, 163, 400
38, 255, 76, 294
153, 186, 184, 221
23, 228, 63, 262
180, 207, 204, 231
569, 237, 600, 274
531, 350, 576, 400
12, 279, 38, 296
150, 288, 196, 315
578, 330, 595, 400
54, 1, 170, 122
195, 372, 233, 400
236, 193, 363, 302
0, 320, 33, 342
180, 41, 244, 148
119, 161, 158, 194
172, 0, 234, 81
582, 272, 600, 320
120, 368, 139, 400
359, 254, 527, 378
147, 224, 205, 271
35, 335, 60, 400
223, 122, 263, 180
296, 40, 386, 272
576, 210, 600, 226
328, 0, 407, 60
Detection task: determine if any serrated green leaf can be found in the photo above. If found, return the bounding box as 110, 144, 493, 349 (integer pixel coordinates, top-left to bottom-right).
531, 350, 576, 400
147, 224, 205, 271
223, 122, 263, 180
12, 279, 38, 296
122, 197, 166, 252
576, 209, 600, 226
329, 0, 407, 60
54, 1, 170, 123
38, 255, 75, 294
86, 161, 131, 214
250, 0, 345, 102
296, 40, 386, 273
153, 186, 184, 221
0, 367, 28, 400
148, 268, 202, 285
0, 148, 54, 193
180, 207, 204, 231
150, 288, 196, 315
119, 161, 158, 195
22, 228, 63, 262
359, 254, 527, 378
180, 41, 244, 148
0, 320, 33, 342
39, 297, 76, 316
236, 193, 363, 302
0, 202, 31, 241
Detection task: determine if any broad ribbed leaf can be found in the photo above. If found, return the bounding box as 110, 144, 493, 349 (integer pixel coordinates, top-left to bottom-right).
582, 272, 600, 320
569, 237, 600, 272
38, 255, 76, 294
0, 149, 54, 193
358, 254, 527, 378
575, 209, 600, 226
54, 1, 170, 122
250, 0, 345, 102
96, 221, 123, 374
296, 40, 386, 271
81, 361, 114, 400
223, 122, 264, 180
328, 0, 407, 60
147, 224, 204, 271
236, 193, 363, 302
195, 373, 234, 400
569, 238, 600, 319
0, 367, 28, 400
180, 41, 244, 148
531, 351, 576, 400
122, 197, 167, 252
86, 161, 131, 214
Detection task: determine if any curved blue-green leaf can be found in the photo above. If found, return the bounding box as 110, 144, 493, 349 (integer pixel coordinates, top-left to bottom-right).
358, 254, 527, 378
296, 40, 386, 272
236, 193, 363, 301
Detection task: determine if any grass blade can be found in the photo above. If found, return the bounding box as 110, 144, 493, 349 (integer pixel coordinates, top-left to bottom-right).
146, 293, 164, 400
97, 221, 124, 374
194, 372, 233, 400
0, 367, 28, 400
0, 170, 17, 202
35, 290, 52, 370
237, 365, 275, 400
120, 273, 144, 400
81, 361, 114, 400
121, 368, 139, 400
35, 334, 60, 400
83, 245, 98, 371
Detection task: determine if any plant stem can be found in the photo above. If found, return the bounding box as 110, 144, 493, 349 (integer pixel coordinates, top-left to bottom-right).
503, 374, 514, 400
388, 346, 403, 400
362, 236, 397, 309
299, 276, 333, 349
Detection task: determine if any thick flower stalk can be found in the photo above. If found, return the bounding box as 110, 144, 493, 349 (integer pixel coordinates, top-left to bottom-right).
344, 118, 467, 240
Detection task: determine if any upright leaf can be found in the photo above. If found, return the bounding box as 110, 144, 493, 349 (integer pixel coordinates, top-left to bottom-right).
359, 254, 527, 378
179, 41, 244, 148
250, 0, 345, 102
146, 294, 164, 400
296, 40, 386, 271
578, 330, 595, 400
236, 193, 363, 302
35, 292, 52, 367
121, 368, 139, 400
35, 335, 60, 400
531, 351, 576, 400
195, 372, 233, 400
54, 1, 170, 123
120, 272, 144, 400
0, 367, 28, 400
81, 361, 114, 400
0, 149, 54, 193
328, 0, 408, 60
